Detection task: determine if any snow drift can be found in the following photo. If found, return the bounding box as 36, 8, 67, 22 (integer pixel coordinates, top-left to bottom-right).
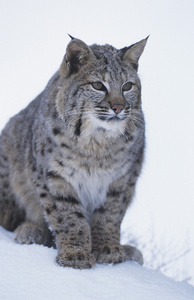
0, 227, 193, 300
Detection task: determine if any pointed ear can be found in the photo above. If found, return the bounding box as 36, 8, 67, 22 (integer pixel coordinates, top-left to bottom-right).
121, 36, 149, 69
60, 38, 93, 77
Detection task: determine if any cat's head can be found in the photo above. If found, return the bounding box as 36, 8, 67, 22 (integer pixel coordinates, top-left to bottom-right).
56, 36, 148, 137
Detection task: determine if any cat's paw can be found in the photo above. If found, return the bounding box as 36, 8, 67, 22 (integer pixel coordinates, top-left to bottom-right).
14, 222, 44, 245
122, 244, 144, 265
56, 249, 95, 269
93, 245, 127, 264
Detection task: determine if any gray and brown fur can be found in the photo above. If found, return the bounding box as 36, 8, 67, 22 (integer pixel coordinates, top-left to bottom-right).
0, 36, 148, 268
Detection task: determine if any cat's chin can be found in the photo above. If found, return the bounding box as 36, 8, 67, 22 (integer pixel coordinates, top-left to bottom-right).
93, 116, 127, 133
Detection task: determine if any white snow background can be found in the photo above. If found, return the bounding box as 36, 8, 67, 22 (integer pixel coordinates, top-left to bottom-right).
0, 0, 194, 298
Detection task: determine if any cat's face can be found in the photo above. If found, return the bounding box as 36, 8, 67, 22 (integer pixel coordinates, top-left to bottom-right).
57, 38, 147, 136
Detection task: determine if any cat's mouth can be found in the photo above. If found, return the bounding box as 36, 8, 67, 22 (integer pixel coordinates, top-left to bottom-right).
107, 115, 127, 122
94, 107, 128, 122
96, 113, 127, 122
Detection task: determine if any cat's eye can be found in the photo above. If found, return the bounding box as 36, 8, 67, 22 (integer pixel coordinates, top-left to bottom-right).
92, 82, 106, 91
122, 82, 133, 92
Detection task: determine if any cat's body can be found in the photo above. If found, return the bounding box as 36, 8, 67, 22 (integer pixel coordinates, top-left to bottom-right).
0, 37, 147, 268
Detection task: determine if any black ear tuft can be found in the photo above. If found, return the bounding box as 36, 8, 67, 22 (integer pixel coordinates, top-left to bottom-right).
68, 34, 76, 40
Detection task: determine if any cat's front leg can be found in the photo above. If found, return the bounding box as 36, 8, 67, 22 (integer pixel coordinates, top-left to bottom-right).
41, 194, 95, 269
91, 189, 128, 265
91, 184, 143, 265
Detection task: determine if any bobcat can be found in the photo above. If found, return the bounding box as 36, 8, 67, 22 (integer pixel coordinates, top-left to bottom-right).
0, 36, 148, 269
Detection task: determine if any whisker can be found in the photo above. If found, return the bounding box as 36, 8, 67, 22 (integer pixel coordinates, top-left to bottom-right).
128, 116, 144, 128
62, 106, 144, 130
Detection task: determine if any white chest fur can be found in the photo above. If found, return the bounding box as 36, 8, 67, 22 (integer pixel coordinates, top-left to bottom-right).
70, 165, 115, 215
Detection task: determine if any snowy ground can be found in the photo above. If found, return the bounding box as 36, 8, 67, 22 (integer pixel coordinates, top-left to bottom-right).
0, 227, 193, 300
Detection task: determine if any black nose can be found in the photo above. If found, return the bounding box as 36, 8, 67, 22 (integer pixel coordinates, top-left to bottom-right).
112, 104, 124, 114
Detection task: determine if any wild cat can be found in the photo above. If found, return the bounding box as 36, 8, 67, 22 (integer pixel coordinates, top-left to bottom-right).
0, 36, 148, 269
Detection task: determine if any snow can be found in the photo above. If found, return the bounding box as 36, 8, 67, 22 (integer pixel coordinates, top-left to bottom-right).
0, 227, 193, 300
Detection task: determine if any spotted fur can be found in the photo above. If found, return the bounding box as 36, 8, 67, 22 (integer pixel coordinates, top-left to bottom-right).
0, 36, 148, 268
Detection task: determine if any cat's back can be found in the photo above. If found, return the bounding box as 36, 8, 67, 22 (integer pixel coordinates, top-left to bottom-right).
0, 96, 47, 177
